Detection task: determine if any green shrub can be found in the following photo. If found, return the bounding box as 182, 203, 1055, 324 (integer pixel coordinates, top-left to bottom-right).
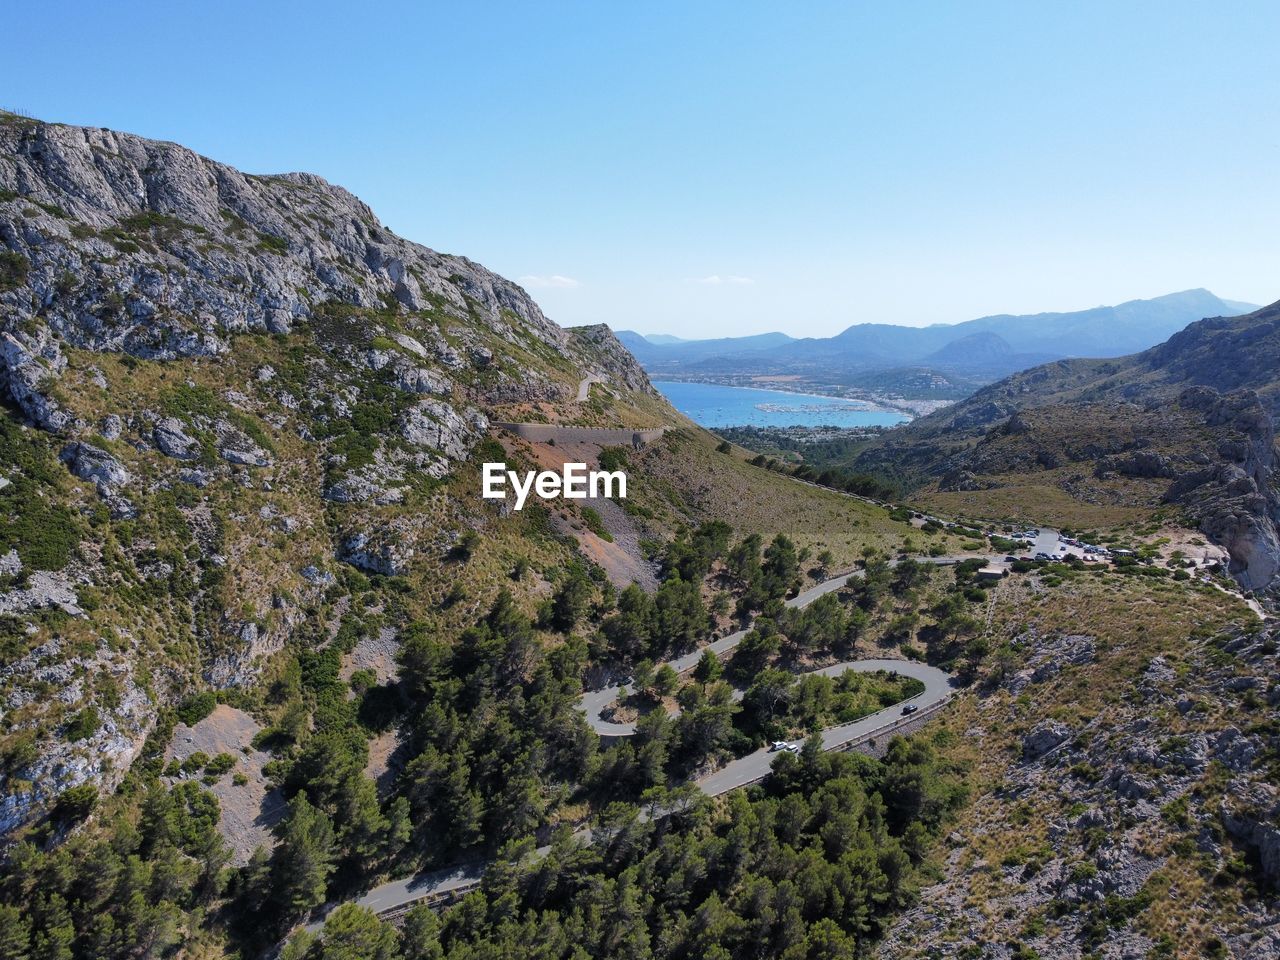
349, 668, 377, 696
257, 232, 289, 254
0, 249, 29, 290
53, 783, 98, 822
204, 752, 236, 777
0, 730, 38, 776
598, 446, 630, 472
64, 707, 101, 742
1069, 860, 1098, 882
580, 507, 613, 542
176, 691, 218, 726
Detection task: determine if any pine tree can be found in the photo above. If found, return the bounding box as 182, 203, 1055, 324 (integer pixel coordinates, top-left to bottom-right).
693, 649, 722, 689
271, 791, 337, 919
316, 903, 401, 960
0, 905, 31, 960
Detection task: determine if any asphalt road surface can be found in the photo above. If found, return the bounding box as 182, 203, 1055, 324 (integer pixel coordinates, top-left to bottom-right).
694, 657, 953, 796
577, 569, 865, 737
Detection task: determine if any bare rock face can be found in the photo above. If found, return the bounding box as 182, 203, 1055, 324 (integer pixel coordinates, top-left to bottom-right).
1096, 450, 1177, 479
0, 569, 82, 617
339, 532, 413, 576
938, 468, 997, 492
567, 324, 657, 395
399, 400, 487, 460
153, 417, 198, 459
0, 330, 73, 432
389, 361, 453, 396
324, 468, 406, 506
0, 113, 657, 436
0, 119, 565, 355
1220, 781, 1280, 885
1165, 388, 1280, 592
1022, 720, 1072, 761
59, 441, 130, 494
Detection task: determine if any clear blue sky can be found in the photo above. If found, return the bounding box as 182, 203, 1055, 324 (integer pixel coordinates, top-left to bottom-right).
6, 1, 1278, 337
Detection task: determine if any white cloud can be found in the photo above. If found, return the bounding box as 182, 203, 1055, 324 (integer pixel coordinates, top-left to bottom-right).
693, 274, 754, 286
519, 274, 581, 289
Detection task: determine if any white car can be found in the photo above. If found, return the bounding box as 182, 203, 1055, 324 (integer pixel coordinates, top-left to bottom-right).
770, 740, 789, 751
782, 742, 801, 753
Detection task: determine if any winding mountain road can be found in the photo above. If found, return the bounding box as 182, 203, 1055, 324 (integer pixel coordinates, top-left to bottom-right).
304, 561, 962, 931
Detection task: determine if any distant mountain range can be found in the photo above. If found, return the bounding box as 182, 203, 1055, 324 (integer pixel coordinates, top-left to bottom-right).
854, 298, 1280, 591
618, 290, 1258, 395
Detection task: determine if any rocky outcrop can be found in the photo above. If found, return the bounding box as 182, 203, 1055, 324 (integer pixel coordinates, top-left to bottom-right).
324, 469, 406, 506
566, 324, 656, 395
1022, 719, 1072, 760
59, 441, 130, 493
938, 468, 997, 492
0, 117, 565, 357
153, 417, 198, 459
339, 532, 413, 577
399, 400, 487, 460
1163, 388, 1280, 592
1095, 450, 1177, 479
1220, 782, 1280, 885
0, 330, 73, 432
0, 570, 83, 617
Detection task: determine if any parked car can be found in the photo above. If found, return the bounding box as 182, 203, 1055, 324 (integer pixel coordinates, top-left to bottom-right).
901, 704, 919, 715
770, 740, 788, 752
1034, 552, 1051, 561
782, 742, 801, 753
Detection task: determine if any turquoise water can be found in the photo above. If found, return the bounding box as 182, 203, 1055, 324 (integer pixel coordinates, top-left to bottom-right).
653, 381, 910, 428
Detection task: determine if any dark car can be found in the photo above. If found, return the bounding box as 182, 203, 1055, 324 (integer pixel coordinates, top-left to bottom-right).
901, 704, 919, 715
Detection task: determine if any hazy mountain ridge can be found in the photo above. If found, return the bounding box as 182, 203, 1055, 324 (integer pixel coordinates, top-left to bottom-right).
624, 290, 1257, 391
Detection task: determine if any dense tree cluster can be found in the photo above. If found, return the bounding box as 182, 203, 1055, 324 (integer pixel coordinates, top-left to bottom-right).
293, 736, 967, 960
0, 758, 230, 959
715, 426, 901, 502
0, 516, 979, 960
596, 523, 807, 669
394, 592, 595, 865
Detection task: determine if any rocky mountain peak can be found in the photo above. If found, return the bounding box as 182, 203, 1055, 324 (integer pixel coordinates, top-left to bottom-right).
0, 111, 654, 439
0, 113, 558, 345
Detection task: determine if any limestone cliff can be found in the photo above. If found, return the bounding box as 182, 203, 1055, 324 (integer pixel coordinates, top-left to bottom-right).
0, 110, 658, 834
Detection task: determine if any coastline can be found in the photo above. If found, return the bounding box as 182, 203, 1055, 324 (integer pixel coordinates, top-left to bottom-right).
652, 378, 940, 422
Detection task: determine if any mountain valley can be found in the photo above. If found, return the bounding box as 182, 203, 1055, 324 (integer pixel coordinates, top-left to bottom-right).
0, 110, 1275, 960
